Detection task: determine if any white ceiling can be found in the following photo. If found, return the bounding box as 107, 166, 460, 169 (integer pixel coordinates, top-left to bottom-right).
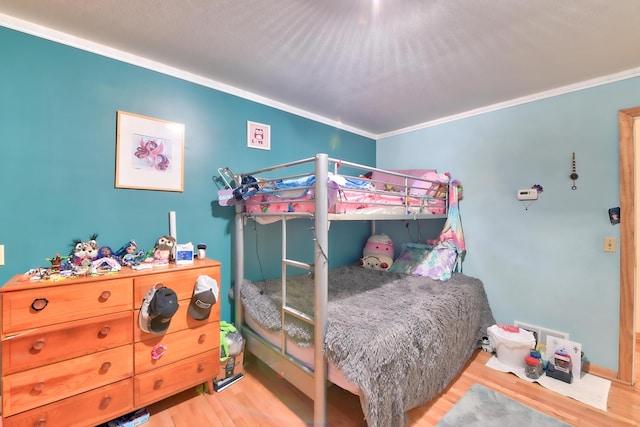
3, 0, 640, 138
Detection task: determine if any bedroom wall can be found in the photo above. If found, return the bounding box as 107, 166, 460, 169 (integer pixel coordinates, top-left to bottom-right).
377, 78, 640, 372
0, 26, 375, 322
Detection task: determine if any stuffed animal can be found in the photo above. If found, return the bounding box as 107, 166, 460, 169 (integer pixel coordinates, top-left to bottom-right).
151, 235, 176, 263
360, 233, 394, 270
69, 233, 99, 266
363, 233, 394, 257
360, 254, 394, 271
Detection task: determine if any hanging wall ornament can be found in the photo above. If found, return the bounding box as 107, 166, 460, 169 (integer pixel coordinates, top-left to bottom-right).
570, 153, 579, 190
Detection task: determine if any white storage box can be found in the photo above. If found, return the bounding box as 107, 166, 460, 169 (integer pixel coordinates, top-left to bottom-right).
487, 324, 535, 369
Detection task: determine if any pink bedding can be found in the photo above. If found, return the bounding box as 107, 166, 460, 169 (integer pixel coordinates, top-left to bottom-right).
243, 170, 449, 215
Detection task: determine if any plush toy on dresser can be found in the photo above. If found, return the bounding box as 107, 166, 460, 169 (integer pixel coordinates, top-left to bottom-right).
69, 233, 99, 267
150, 235, 177, 264
360, 233, 394, 271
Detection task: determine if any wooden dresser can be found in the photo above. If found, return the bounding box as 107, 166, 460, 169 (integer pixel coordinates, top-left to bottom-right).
0, 258, 220, 427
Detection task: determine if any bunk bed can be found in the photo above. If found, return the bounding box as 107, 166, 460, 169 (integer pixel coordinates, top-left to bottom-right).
225, 154, 495, 427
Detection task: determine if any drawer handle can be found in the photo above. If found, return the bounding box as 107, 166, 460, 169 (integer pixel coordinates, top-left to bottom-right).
31, 298, 49, 312
31, 339, 46, 351
33, 381, 46, 392
198, 333, 207, 344
153, 379, 164, 389
100, 361, 112, 373
198, 362, 206, 372
99, 395, 112, 409
99, 326, 111, 337
34, 418, 47, 427
99, 290, 112, 301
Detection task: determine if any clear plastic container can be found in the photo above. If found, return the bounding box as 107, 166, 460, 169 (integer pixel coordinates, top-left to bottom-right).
525, 355, 543, 379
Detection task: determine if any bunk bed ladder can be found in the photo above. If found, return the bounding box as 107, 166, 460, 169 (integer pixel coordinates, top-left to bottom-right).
313, 153, 329, 427
281, 153, 329, 427
234, 154, 330, 426
268, 154, 329, 427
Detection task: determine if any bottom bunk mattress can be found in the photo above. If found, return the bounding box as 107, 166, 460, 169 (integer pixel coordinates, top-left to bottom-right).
241, 265, 495, 427
243, 311, 360, 394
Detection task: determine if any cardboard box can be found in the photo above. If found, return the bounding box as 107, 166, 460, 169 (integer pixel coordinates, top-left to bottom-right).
215, 349, 244, 382
106, 408, 150, 427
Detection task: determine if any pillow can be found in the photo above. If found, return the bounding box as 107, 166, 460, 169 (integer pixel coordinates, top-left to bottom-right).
370, 169, 436, 192
388, 243, 432, 274
411, 241, 458, 281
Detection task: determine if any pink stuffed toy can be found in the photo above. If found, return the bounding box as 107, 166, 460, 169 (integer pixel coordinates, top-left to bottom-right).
360, 233, 394, 271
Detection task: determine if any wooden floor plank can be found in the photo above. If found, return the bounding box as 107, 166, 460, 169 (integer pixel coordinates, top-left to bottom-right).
145, 344, 640, 426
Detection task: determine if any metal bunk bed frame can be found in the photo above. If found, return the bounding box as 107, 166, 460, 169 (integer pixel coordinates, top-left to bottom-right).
233, 153, 448, 426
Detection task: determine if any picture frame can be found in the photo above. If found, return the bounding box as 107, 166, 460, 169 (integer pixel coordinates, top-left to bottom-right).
608, 207, 620, 225
115, 111, 185, 192
247, 121, 271, 150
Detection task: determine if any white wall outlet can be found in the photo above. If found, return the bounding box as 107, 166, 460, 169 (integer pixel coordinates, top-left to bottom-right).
517, 188, 538, 201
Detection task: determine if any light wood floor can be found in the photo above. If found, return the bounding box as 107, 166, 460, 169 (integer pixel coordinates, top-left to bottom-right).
146, 342, 640, 427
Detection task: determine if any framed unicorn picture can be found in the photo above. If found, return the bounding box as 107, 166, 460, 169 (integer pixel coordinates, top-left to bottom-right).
115, 111, 185, 192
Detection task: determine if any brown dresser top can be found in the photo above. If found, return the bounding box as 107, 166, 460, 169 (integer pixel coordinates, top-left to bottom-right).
1, 258, 221, 293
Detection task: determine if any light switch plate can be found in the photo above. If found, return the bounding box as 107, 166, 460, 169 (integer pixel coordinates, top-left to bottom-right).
604, 237, 616, 253
0, 245, 4, 266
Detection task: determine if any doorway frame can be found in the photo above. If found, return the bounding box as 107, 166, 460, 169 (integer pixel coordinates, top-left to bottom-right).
618, 106, 639, 384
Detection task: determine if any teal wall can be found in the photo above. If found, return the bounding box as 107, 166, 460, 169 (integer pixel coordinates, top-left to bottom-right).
3, 24, 633, 373
0, 27, 375, 322
378, 79, 640, 371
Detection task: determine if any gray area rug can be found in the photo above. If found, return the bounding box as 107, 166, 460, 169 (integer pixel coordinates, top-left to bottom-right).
436, 384, 572, 427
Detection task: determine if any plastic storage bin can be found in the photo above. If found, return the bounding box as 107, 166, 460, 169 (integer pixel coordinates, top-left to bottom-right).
487, 324, 536, 369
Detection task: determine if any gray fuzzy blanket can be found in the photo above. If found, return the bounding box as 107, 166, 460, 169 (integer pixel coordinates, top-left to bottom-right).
241, 265, 495, 427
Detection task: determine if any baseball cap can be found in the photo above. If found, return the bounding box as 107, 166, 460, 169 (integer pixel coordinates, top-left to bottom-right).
188, 275, 218, 320
139, 285, 179, 334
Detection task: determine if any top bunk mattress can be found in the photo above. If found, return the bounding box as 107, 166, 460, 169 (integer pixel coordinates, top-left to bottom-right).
226, 168, 452, 217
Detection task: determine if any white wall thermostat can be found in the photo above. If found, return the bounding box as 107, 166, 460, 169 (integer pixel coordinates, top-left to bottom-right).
517, 188, 538, 201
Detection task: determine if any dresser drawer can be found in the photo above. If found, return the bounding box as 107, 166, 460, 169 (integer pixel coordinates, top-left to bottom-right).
2, 278, 133, 333
134, 266, 219, 308
3, 311, 133, 375
134, 350, 218, 407
134, 322, 219, 374
2, 378, 134, 427
3, 345, 133, 416
133, 301, 218, 342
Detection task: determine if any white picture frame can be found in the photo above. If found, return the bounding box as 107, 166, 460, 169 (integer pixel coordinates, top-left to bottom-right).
247, 121, 271, 150
115, 111, 185, 192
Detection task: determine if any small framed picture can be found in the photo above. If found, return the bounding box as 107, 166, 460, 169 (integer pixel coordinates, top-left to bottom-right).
609, 207, 620, 225
247, 121, 271, 150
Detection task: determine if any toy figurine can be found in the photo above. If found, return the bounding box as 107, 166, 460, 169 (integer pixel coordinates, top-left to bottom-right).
92, 246, 122, 272
46, 254, 68, 272
115, 240, 146, 267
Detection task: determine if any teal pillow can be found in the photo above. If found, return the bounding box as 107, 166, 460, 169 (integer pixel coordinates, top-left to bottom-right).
388, 243, 432, 274
411, 241, 458, 281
